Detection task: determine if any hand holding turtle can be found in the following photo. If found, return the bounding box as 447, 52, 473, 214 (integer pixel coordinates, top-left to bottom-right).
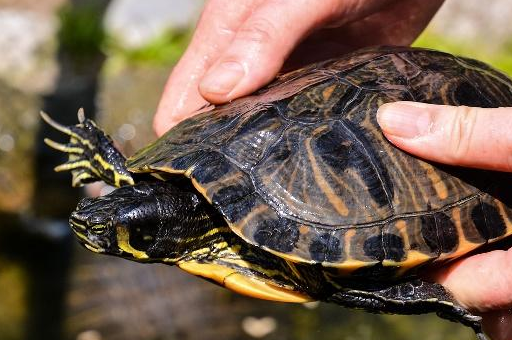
377, 103, 512, 340
153, 0, 444, 136
153, 0, 512, 338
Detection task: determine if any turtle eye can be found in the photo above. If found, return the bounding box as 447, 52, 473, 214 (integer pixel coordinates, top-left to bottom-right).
91, 224, 107, 235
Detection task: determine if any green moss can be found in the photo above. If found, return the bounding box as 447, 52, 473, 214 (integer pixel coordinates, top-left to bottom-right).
57, 4, 105, 59
105, 28, 192, 67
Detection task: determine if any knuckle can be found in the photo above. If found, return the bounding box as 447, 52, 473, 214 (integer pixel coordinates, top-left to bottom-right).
446, 106, 478, 164
237, 17, 277, 44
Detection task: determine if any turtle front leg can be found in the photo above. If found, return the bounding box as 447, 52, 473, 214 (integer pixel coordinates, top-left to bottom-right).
41, 109, 134, 188
325, 279, 487, 340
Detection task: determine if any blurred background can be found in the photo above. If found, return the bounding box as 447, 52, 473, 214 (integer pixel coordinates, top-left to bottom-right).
0, 1, 511, 340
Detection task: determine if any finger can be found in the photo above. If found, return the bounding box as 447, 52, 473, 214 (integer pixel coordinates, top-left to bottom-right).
377, 102, 512, 172
153, 0, 260, 136
198, 0, 402, 104
431, 248, 512, 311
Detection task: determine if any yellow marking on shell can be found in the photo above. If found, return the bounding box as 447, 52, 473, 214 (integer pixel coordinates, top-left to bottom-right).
178, 261, 312, 303
148, 165, 185, 175
305, 229, 377, 273
265, 248, 316, 264
419, 162, 448, 200
378, 137, 422, 211
333, 259, 378, 273
384, 220, 432, 275
190, 177, 213, 204
326, 165, 365, 211
322, 84, 337, 100
298, 225, 309, 235
183, 163, 197, 177
235, 204, 267, 232
116, 225, 149, 259
394, 220, 409, 243
382, 250, 432, 269
305, 134, 349, 216
341, 229, 368, 272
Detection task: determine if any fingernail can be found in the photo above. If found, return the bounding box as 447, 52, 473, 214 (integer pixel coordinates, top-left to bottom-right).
377, 102, 434, 139
200, 61, 245, 95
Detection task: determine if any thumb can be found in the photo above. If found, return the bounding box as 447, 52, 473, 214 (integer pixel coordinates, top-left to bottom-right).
377, 102, 512, 172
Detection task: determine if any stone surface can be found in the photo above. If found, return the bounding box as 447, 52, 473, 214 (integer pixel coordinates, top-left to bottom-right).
0, 9, 57, 93
430, 0, 512, 44
104, 0, 203, 49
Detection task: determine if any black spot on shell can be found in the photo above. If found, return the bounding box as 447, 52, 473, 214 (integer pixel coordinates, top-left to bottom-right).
170, 152, 204, 171
420, 212, 458, 255
253, 218, 299, 253
454, 81, 492, 107
316, 131, 352, 174
364, 235, 384, 261
471, 202, 507, 240
420, 215, 439, 255
363, 233, 405, 262
330, 85, 361, 116
435, 212, 458, 253
309, 233, 344, 262
272, 147, 291, 162
192, 154, 232, 185
342, 121, 394, 208
211, 183, 253, 208
383, 233, 405, 262
288, 108, 323, 123
316, 121, 394, 209
218, 193, 257, 223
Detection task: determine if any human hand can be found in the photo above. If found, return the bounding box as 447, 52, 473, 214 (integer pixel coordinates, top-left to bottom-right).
154, 0, 444, 136
377, 102, 512, 340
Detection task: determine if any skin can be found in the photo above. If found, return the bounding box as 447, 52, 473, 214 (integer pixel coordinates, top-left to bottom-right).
153, 0, 444, 135
377, 103, 512, 340
153, 1, 512, 338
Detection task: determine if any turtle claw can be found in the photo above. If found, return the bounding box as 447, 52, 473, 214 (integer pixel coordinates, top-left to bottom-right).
77, 107, 86, 123
41, 110, 134, 188
44, 138, 84, 154
40, 111, 75, 136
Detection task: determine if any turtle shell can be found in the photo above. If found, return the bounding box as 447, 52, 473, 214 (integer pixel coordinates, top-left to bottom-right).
127, 46, 512, 272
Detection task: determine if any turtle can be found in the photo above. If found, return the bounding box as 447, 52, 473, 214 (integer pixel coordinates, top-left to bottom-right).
42, 46, 512, 340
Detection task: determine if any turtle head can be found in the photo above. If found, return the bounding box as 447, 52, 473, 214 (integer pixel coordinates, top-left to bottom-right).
69, 185, 157, 259
69, 182, 201, 261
